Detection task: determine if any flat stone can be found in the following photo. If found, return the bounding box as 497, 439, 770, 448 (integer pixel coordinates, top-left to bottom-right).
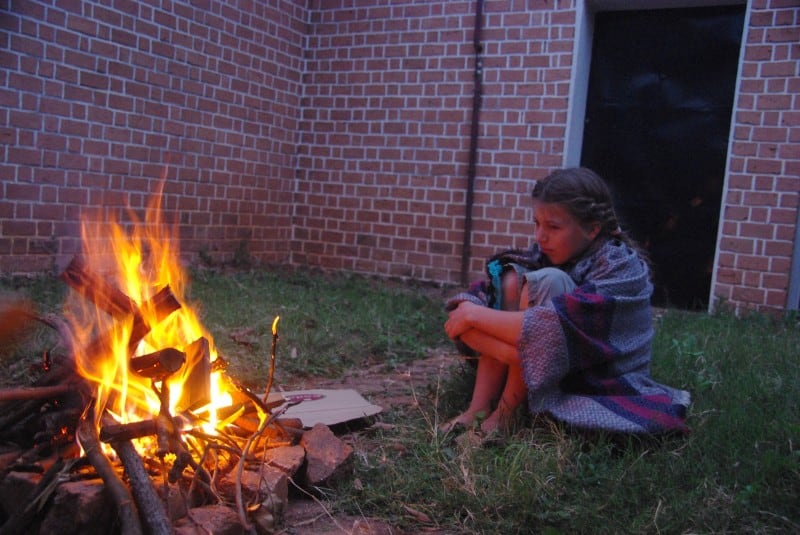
174, 504, 244, 535
263, 444, 305, 475
217, 464, 289, 529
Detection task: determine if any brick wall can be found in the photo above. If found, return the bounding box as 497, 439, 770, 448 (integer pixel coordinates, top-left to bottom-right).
296, 0, 572, 283
711, 0, 800, 313
1, 0, 798, 314
0, 0, 305, 273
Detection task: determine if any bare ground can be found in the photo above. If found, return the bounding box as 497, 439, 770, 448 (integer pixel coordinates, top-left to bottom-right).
278, 350, 460, 535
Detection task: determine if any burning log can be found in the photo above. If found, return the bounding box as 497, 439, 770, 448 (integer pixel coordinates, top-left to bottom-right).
176, 337, 210, 412
99, 419, 159, 443
81, 284, 182, 362
60, 256, 182, 361
130, 347, 186, 378
60, 256, 138, 319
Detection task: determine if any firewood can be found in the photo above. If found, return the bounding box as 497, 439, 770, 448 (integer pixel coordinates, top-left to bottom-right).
77, 404, 142, 535
60, 256, 137, 319
130, 347, 185, 378
176, 337, 210, 412
0, 384, 74, 402
81, 285, 181, 362
99, 419, 158, 443
107, 433, 172, 535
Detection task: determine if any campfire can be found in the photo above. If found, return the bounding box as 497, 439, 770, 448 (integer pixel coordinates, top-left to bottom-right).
0, 195, 354, 534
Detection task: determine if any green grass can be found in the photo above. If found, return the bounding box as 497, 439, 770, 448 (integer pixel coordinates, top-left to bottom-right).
1, 270, 798, 533
185, 268, 449, 387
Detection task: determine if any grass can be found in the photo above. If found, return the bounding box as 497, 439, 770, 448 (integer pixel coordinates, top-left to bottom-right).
1, 269, 798, 533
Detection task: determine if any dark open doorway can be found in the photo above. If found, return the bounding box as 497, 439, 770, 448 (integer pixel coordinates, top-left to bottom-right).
580, 5, 745, 309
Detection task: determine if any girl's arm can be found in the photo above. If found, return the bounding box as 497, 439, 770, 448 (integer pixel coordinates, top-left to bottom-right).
456, 328, 521, 367
445, 301, 526, 349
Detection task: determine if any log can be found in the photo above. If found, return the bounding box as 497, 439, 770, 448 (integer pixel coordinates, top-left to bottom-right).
176, 337, 210, 412
110, 439, 173, 535
130, 348, 185, 378
60, 255, 181, 361
77, 405, 142, 535
0, 365, 88, 441
81, 285, 181, 362
60, 256, 137, 319
99, 419, 158, 443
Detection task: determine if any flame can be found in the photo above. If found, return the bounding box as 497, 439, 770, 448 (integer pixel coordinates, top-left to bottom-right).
65, 188, 231, 450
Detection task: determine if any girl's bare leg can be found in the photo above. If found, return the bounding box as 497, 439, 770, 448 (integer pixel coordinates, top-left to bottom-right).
443, 271, 528, 434
480, 362, 526, 434
440, 355, 507, 432
481, 276, 527, 434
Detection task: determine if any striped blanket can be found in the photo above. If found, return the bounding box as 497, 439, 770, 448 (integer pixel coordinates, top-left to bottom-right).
450, 240, 691, 434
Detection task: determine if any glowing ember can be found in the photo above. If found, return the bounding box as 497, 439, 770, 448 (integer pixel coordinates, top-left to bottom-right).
63, 190, 231, 452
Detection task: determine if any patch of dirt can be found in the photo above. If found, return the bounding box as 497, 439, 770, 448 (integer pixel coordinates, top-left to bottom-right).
278, 350, 460, 535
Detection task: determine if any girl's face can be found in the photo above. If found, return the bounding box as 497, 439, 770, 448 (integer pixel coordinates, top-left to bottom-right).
532, 201, 600, 265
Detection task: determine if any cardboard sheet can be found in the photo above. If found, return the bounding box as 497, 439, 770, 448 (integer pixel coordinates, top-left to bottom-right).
272, 389, 382, 428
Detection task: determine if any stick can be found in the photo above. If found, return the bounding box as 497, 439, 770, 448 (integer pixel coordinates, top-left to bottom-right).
234, 405, 289, 531
110, 439, 173, 535
0, 384, 73, 402
99, 419, 158, 443
77, 403, 142, 535
263, 316, 279, 402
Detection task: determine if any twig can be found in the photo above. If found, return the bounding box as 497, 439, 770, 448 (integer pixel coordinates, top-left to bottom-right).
234, 405, 289, 530
77, 402, 142, 535
263, 316, 279, 402
286, 477, 349, 534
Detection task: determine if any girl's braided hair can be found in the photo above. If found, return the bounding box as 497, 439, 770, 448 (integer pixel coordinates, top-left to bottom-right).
531, 167, 648, 260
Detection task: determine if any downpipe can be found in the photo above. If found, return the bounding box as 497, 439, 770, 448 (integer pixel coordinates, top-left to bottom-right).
460, 0, 484, 286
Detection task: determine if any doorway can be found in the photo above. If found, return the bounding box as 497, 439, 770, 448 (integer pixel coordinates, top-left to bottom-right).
579, 5, 745, 309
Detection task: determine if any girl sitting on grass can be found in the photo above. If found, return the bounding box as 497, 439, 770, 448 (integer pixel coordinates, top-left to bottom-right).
443, 167, 690, 437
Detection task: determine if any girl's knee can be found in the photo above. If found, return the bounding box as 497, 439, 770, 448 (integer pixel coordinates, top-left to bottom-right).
501, 270, 521, 311
524, 267, 576, 306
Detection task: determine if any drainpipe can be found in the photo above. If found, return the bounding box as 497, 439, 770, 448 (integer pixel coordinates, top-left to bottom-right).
460, 0, 485, 286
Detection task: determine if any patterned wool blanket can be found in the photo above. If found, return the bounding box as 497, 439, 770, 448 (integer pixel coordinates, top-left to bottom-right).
448, 240, 691, 434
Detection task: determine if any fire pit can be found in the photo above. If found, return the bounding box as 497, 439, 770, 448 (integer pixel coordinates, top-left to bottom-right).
0, 197, 355, 534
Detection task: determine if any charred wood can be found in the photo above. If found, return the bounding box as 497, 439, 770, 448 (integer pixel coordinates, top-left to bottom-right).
60, 256, 137, 319
130, 348, 185, 379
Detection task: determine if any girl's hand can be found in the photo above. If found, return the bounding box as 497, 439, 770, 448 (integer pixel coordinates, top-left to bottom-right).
445, 301, 477, 340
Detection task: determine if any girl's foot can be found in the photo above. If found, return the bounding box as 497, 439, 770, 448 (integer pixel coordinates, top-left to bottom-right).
438, 418, 467, 435
438, 410, 485, 435
479, 410, 512, 436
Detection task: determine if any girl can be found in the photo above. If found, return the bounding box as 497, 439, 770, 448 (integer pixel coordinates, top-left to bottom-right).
443, 167, 690, 437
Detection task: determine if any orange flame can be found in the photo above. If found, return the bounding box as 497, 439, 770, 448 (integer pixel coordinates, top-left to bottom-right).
65, 188, 230, 447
